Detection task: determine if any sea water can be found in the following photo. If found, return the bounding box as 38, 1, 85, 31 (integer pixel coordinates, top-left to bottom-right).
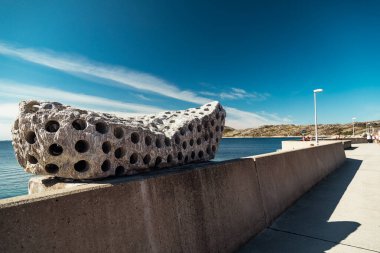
0, 137, 298, 199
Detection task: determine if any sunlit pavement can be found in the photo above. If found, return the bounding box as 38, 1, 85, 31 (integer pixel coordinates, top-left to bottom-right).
239, 143, 380, 253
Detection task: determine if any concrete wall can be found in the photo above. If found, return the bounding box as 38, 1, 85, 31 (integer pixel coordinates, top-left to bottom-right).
282, 140, 351, 151
256, 143, 346, 224
0, 143, 346, 253
343, 137, 367, 144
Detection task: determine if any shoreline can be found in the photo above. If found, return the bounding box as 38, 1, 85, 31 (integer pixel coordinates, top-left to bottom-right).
222, 136, 301, 138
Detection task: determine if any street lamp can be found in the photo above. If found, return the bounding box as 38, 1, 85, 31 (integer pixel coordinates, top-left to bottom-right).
313, 88, 323, 145
352, 117, 356, 136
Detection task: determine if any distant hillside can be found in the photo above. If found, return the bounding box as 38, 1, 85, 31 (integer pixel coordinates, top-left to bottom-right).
223, 121, 380, 137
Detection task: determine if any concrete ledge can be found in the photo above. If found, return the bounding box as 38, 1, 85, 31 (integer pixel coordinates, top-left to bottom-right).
253, 142, 346, 224
0, 143, 346, 253
282, 140, 351, 151
28, 176, 87, 194
0, 159, 266, 253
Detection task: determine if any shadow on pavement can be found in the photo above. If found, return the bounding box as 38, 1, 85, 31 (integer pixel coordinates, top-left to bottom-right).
239, 158, 363, 253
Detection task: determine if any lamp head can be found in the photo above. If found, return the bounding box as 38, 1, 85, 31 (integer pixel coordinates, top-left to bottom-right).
313, 88, 323, 93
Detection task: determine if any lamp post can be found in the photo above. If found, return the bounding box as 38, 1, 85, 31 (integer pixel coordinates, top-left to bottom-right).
313, 89, 323, 145
352, 117, 356, 137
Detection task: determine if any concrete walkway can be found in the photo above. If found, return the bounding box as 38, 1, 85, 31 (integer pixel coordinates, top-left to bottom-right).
239, 143, 380, 253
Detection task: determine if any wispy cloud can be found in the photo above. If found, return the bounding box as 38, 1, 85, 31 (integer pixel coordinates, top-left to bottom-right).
136, 94, 152, 101
0, 80, 165, 114
258, 111, 293, 124
0, 42, 210, 104
0, 42, 291, 139
0, 81, 290, 140
201, 87, 270, 101
224, 107, 281, 129
0, 81, 166, 140
0, 103, 19, 119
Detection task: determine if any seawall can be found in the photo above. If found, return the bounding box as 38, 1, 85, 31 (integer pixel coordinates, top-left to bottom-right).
282, 140, 352, 150
0, 142, 346, 253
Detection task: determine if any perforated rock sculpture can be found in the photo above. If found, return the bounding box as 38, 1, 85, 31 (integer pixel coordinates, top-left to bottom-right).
12, 100, 226, 179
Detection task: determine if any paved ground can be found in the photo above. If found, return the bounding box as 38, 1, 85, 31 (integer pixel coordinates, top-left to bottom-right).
239, 143, 380, 253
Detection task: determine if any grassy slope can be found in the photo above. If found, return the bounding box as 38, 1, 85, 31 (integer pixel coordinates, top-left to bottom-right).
223, 121, 380, 137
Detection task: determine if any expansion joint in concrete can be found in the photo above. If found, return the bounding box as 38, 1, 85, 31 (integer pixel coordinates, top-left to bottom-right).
267, 227, 380, 253
252, 159, 268, 226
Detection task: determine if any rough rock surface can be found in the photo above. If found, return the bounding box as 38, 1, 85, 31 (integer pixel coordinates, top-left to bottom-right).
12, 100, 226, 179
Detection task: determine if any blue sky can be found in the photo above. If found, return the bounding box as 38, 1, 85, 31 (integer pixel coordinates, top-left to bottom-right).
1, 0, 380, 140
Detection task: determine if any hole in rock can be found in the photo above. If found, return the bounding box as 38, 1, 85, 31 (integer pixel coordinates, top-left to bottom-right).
72, 119, 87, 130
101, 160, 111, 172
212, 145, 216, 152
178, 152, 183, 160
115, 166, 125, 176
45, 121, 60, 133
211, 120, 215, 127
74, 160, 89, 172
197, 125, 202, 132
156, 138, 162, 148
184, 156, 189, 163
216, 126, 220, 132
75, 140, 89, 153
180, 128, 186, 136
197, 138, 202, 145
164, 137, 171, 147
95, 122, 108, 134
155, 157, 162, 167
25, 131, 36, 144
188, 124, 193, 131
143, 154, 151, 165
167, 154, 173, 163
191, 151, 195, 159
190, 139, 194, 146
130, 153, 138, 164
27, 155, 38, 164
43, 103, 53, 109
49, 144, 63, 156
102, 141, 111, 154
175, 135, 180, 145
131, 132, 139, 144
182, 141, 187, 149
145, 136, 152, 146
45, 164, 59, 174
198, 151, 204, 158
114, 127, 124, 139
206, 146, 211, 155
115, 147, 126, 159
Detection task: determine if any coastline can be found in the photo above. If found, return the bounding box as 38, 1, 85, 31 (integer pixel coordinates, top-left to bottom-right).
222, 136, 301, 138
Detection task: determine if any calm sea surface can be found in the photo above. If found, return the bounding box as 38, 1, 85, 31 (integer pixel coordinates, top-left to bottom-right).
0, 137, 298, 199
